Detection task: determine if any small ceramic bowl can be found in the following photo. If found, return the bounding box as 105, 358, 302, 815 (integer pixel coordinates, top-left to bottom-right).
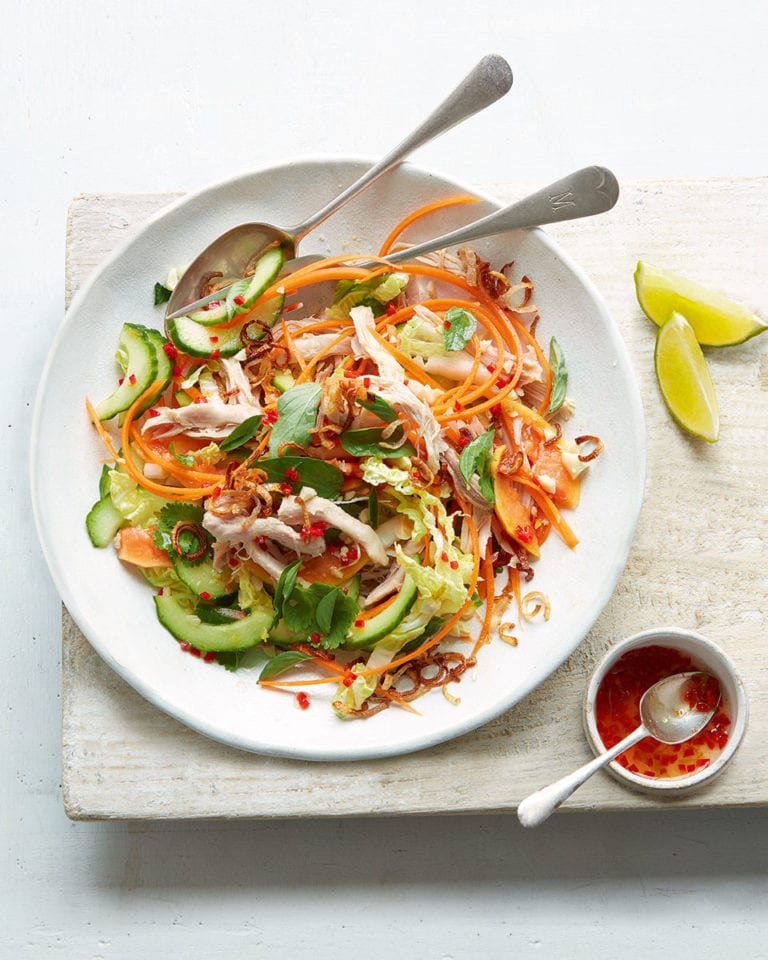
583, 628, 748, 794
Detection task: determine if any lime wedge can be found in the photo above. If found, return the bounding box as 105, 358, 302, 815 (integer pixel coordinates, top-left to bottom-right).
654, 313, 719, 442
635, 261, 767, 346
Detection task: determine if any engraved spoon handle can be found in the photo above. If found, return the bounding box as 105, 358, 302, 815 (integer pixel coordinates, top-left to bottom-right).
381, 165, 619, 265
290, 54, 513, 239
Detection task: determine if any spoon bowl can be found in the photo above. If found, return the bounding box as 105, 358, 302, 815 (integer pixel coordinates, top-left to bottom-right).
166, 54, 513, 319
517, 670, 720, 828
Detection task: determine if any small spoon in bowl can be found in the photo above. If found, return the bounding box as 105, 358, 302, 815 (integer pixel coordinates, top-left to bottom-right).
166, 54, 512, 320
517, 671, 721, 828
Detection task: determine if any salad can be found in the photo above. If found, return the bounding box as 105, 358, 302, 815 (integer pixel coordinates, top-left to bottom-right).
85, 196, 601, 720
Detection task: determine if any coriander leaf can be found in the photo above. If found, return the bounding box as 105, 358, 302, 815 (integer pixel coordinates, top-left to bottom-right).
442, 306, 477, 352
259, 650, 311, 681
359, 395, 398, 423
216, 650, 244, 672
315, 589, 339, 635
220, 415, 263, 452
271, 559, 301, 629
340, 425, 415, 459
154, 282, 172, 306
458, 430, 496, 505
548, 336, 568, 414
256, 457, 343, 499
282, 589, 314, 633
368, 486, 379, 528
153, 503, 207, 556
268, 383, 321, 456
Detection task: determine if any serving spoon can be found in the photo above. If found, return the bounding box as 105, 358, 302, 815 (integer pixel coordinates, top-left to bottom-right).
517, 671, 721, 828
175, 164, 620, 321
166, 54, 513, 320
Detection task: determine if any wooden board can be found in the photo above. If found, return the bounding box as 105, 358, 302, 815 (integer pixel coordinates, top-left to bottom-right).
62, 179, 768, 820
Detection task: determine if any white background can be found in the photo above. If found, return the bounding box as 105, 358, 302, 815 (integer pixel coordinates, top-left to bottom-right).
5, 1, 768, 956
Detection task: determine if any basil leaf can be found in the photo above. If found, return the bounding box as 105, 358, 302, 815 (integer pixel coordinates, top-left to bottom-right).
168, 441, 195, 467
442, 306, 477, 352
220, 415, 263, 452
259, 650, 311, 681
268, 383, 322, 456
154, 282, 172, 306
458, 430, 496, 505
256, 457, 343, 499
272, 559, 301, 629
548, 336, 568, 414
340, 425, 415, 459
359, 395, 398, 423
368, 486, 379, 528
315, 589, 339, 635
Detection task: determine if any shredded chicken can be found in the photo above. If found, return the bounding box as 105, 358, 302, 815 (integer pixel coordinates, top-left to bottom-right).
203, 510, 326, 558
142, 399, 262, 439
278, 488, 389, 566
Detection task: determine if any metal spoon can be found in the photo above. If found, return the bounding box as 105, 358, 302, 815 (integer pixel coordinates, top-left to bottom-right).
517, 671, 721, 828
176, 164, 619, 320
166, 54, 513, 320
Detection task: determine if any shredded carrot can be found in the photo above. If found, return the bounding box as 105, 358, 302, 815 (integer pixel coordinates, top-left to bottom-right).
85, 397, 121, 463
119, 382, 220, 502
378, 195, 479, 257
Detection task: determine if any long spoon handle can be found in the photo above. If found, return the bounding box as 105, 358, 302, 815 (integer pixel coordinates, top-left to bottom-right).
291, 54, 513, 239
516, 724, 647, 829
383, 165, 619, 265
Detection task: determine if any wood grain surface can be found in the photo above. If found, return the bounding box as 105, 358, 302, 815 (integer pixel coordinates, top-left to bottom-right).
61, 179, 768, 820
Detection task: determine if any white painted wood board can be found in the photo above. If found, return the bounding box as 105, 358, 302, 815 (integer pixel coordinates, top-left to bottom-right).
61, 179, 768, 820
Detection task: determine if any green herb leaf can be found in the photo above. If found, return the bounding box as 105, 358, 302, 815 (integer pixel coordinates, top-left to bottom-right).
340, 425, 415, 459
443, 306, 477, 352
220, 415, 263, 452
168, 441, 195, 467
256, 457, 343, 499
315, 589, 339, 635
358, 395, 398, 423
154, 282, 172, 306
259, 650, 311, 681
268, 383, 322, 456
279, 581, 359, 650
458, 430, 496, 505
195, 606, 245, 625
282, 587, 314, 633
271, 559, 301, 629
368, 486, 379, 528
548, 336, 568, 414
153, 503, 208, 559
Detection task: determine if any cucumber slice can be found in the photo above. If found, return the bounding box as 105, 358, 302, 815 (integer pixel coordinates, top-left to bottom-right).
187, 300, 230, 326
171, 556, 234, 601
135, 327, 173, 413
345, 573, 419, 649
186, 247, 284, 326
94, 324, 158, 420
154, 591, 272, 651
239, 247, 284, 309
271, 370, 295, 394
167, 293, 285, 358
86, 495, 124, 547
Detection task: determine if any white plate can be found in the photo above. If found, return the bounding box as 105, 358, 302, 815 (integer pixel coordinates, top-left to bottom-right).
32, 158, 645, 761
